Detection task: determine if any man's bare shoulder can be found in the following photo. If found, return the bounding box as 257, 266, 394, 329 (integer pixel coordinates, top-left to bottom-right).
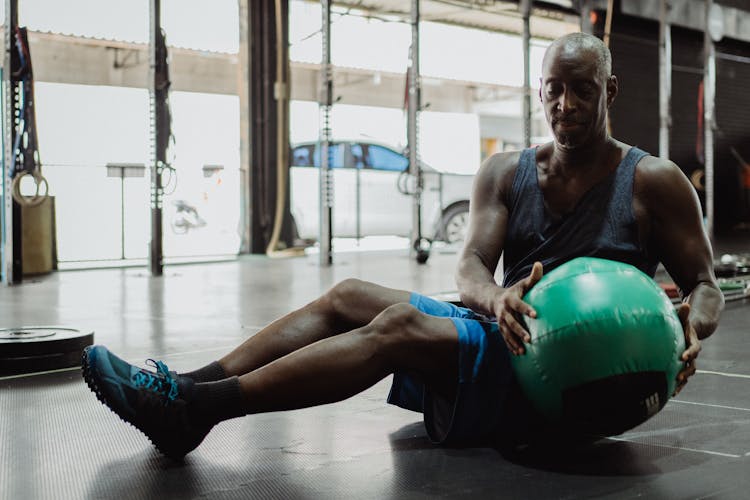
478, 150, 524, 188
634, 154, 687, 187
633, 153, 696, 206
635, 153, 676, 170
470, 151, 525, 207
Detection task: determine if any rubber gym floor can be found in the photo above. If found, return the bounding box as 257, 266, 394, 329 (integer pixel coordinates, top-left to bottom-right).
1, 247, 749, 500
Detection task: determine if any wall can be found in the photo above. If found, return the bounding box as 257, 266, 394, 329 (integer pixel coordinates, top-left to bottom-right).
604, 7, 750, 233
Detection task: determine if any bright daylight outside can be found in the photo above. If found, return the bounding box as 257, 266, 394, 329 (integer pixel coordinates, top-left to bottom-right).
2, 0, 561, 267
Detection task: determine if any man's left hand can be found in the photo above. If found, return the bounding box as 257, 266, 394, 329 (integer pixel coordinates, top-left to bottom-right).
675, 303, 701, 395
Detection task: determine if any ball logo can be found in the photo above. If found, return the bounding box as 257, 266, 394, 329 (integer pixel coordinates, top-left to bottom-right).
644, 393, 660, 417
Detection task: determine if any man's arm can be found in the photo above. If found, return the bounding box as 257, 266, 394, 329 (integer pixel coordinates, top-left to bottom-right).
639, 158, 724, 393
640, 158, 724, 339
454, 152, 514, 316
455, 151, 542, 355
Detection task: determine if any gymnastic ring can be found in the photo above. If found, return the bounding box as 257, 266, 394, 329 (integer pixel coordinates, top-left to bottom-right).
11, 171, 49, 207
690, 169, 705, 191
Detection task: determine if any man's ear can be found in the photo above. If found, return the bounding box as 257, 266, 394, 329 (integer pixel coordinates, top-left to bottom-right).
538, 78, 543, 102
606, 75, 618, 107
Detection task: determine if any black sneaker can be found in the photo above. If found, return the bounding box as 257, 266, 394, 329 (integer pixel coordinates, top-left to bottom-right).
82, 345, 212, 460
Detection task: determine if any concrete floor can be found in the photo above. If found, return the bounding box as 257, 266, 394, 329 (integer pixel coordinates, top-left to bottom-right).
1, 247, 750, 499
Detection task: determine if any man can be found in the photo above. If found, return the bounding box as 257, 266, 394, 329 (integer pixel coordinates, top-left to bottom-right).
83, 33, 724, 460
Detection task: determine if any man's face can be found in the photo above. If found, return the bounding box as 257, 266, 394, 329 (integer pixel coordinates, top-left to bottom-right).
540, 46, 615, 150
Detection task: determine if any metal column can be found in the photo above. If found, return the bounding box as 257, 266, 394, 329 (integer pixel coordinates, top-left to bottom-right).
408, 0, 428, 264
579, 0, 593, 34
658, 0, 672, 159
238, 0, 252, 254
703, 0, 716, 241
149, 0, 168, 276
2, 0, 20, 284
318, 0, 333, 266
245, 1, 294, 255
521, 0, 532, 149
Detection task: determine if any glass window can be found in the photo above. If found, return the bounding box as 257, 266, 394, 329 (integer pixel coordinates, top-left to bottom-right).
313, 143, 344, 168
291, 145, 315, 167
365, 144, 409, 171
350, 143, 365, 169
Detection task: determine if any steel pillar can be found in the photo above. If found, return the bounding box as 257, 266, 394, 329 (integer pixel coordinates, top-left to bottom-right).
521, 0, 532, 149
579, 0, 593, 34
246, 0, 293, 255
238, 0, 252, 254
148, 0, 168, 276
318, 0, 334, 266
3, 0, 21, 284
408, 0, 428, 264
703, 0, 716, 241
658, 0, 672, 159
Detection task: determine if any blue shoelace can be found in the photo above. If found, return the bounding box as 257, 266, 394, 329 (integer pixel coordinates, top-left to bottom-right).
132, 359, 179, 402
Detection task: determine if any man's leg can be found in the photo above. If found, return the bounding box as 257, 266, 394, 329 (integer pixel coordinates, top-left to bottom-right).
83, 302, 460, 459
235, 302, 460, 413
217, 279, 411, 377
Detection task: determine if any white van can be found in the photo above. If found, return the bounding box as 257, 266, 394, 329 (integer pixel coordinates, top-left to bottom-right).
290, 140, 475, 244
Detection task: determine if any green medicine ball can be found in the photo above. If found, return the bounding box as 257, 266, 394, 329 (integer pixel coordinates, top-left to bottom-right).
511, 257, 685, 437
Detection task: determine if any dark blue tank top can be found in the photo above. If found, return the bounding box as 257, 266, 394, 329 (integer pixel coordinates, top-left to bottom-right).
502, 146, 658, 287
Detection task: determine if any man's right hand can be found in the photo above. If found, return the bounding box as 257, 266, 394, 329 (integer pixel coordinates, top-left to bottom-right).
494, 261, 544, 356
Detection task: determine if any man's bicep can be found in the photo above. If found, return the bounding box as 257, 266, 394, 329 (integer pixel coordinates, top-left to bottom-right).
464, 197, 508, 271
662, 229, 714, 296
651, 165, 715, 294
461, 157, 513, 272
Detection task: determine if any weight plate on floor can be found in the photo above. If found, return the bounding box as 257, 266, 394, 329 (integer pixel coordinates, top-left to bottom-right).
0, 328, 57, 340
0, 326, 94, 376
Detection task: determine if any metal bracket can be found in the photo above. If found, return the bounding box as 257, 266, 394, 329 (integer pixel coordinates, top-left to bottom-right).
110, 47, 142, 70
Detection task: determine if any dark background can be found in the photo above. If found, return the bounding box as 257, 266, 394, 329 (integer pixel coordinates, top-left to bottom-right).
598, 2, 750, 234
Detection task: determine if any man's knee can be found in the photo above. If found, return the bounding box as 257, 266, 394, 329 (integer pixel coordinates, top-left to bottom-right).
320, 278, 373, 316
366, 304, 457, 376
367, 303, 423, 347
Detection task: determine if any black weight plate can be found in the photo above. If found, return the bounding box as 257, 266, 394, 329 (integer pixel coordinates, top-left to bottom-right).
0, 327, 94, 375
0, 327, 94, 356
0, 350, 89, 376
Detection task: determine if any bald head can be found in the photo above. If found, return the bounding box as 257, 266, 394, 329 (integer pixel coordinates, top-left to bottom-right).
539, 32, 617, 150
543, 32, 612, 82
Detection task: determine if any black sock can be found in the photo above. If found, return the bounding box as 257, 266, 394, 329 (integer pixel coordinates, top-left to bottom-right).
189, 377, 246, 426
180, 361, 227, 383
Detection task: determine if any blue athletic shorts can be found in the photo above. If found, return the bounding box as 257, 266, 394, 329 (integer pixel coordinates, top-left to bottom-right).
386, 292, 539, 446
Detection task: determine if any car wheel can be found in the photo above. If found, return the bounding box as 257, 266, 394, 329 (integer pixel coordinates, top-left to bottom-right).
441, 203, 469, 243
